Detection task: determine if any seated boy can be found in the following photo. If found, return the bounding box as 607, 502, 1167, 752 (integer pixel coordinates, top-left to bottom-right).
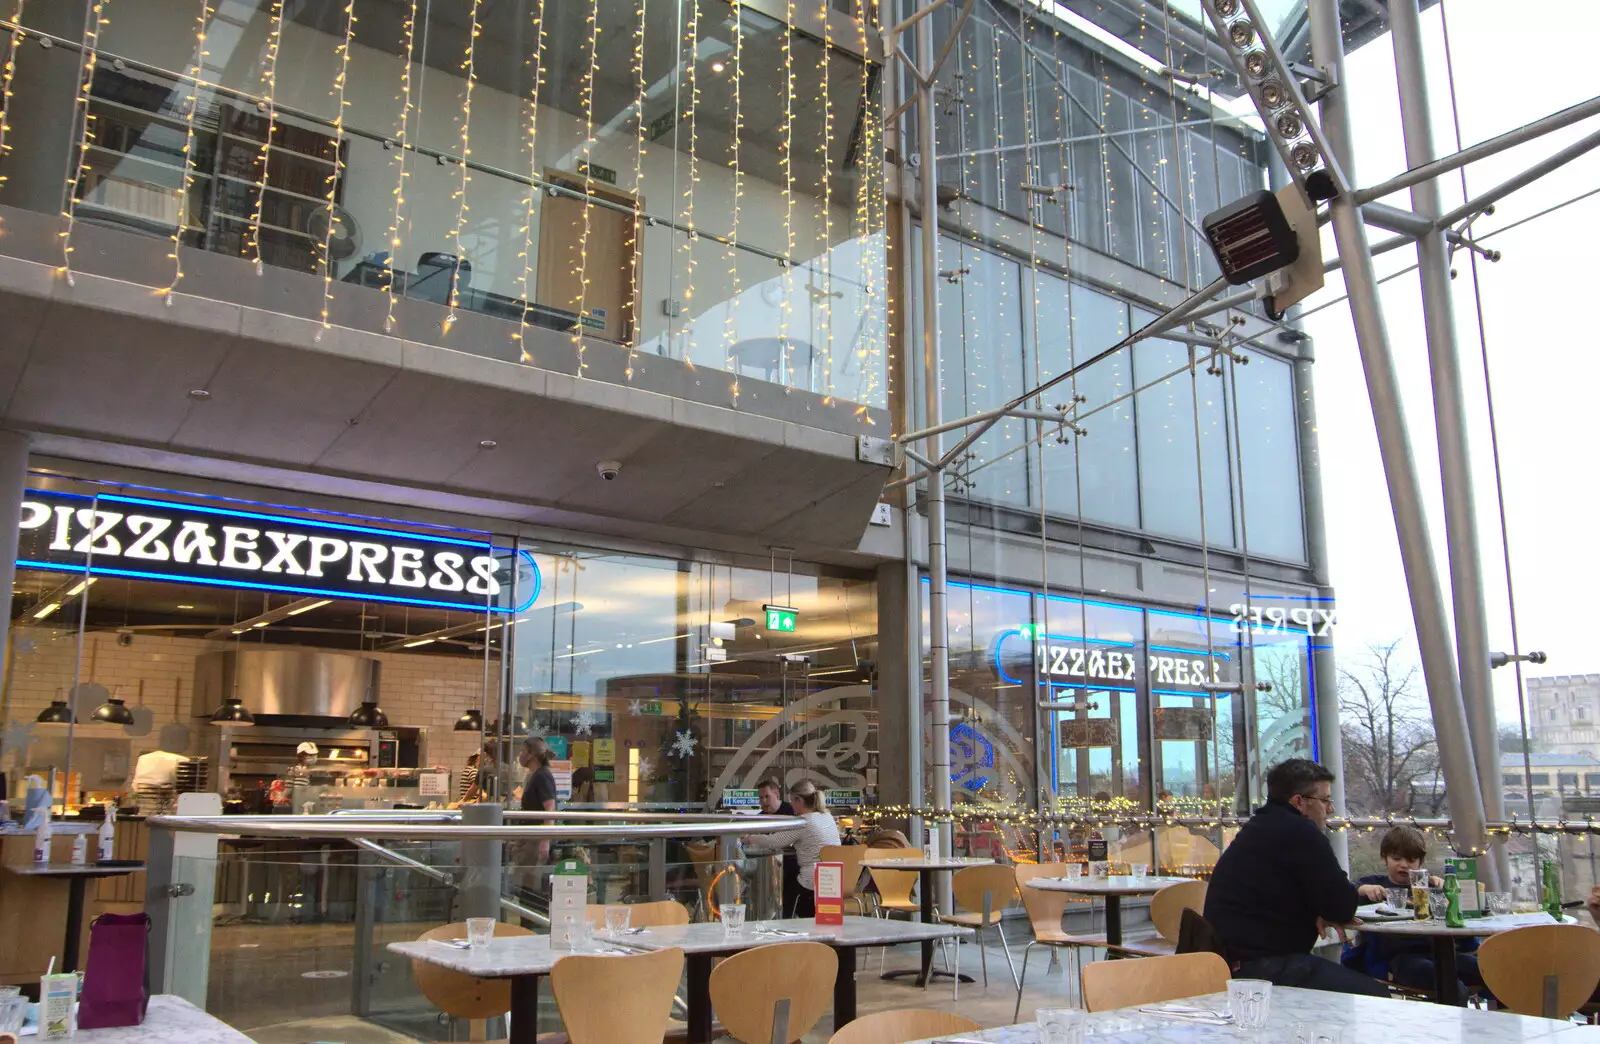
1343, 825, 1487, 1004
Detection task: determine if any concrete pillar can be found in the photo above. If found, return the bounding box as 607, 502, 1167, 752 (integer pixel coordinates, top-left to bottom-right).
874, 560, 920, 830
459, 802, 504, 920
0, 430, 30, 703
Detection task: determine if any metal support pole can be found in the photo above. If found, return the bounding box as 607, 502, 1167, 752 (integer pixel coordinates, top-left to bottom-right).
648, 837, 667, 901
460, 803, 505, 920
913, 0, 954, 875
1389, 0, 1505, 890
1308, 0, 1489, 859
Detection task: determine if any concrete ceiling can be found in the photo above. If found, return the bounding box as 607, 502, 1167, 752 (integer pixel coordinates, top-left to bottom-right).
0, 251, 896, 564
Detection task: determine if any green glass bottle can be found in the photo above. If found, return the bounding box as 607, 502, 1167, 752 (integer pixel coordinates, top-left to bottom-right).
1543, 859, 1564, 920
1443, 866, 1464, 928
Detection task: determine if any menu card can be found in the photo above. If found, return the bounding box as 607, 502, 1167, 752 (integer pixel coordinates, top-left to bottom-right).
550, 859, 589, 950
814, 862, 844, 926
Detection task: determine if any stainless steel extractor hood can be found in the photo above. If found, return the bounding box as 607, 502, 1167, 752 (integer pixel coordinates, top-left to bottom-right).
193, 648, 380, 723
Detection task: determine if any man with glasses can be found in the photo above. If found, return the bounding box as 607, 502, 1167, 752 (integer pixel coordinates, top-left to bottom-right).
1203, 758, 1390, 996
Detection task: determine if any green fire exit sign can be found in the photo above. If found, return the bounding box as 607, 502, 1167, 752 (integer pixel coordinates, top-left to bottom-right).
763, 604, 798, 633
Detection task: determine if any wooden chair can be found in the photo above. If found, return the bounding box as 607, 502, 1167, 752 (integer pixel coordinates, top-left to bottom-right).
825, 1009, 982, 1044
584, 899, 691, 928
937, 863, 1020, 989
864, 848, 920, 918
1113, 879, 1209, 958
1478, 924, 1600, 1019
1012, 863, 1097, 1020
819, 844, 872, 915
708, 941, 837, 1044
1081, 951, 1231, 1013
410, 921, 535, 1041
550, 946, 685, 1044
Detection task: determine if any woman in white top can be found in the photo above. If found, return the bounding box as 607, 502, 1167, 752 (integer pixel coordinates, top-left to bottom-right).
740, 779, 840, 917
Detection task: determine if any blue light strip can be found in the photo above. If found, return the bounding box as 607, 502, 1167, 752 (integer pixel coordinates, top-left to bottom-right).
1149, 644, 1233, 660
97, 492, 497, 550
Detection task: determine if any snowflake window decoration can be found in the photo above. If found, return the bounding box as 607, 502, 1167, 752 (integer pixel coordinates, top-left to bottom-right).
670, 730, 697, 759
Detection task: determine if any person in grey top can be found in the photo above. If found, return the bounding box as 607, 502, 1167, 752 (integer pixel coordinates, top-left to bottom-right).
741, 779, 839, 917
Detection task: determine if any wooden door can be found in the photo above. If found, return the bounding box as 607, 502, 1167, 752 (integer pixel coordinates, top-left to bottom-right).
536, 170, 640, 344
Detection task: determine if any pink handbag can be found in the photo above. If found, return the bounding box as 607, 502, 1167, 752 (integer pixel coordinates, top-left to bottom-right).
76, 913, 149, 1029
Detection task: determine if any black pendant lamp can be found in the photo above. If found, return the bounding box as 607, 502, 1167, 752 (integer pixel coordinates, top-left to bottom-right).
35, 689, 75, 725
348, 700, 388, 728
209, 696, 255, 726
453, 708, 484, 732
90, 685, 136, 726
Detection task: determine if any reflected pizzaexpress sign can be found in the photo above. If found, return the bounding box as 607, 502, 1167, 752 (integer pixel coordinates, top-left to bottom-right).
17, 488, 539, 613
992, 627, 1236, 696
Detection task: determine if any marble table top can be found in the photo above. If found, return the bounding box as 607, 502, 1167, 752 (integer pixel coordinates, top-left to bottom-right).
1024, 874, 1190, 896
1355, 904, 1576, 937
908, 986, 1585, 1043
859, 856, 995, 871
6, 862, 144, 877
387, 933, 639, 977
616, 917, 974, 954
73, 995, 253, 1042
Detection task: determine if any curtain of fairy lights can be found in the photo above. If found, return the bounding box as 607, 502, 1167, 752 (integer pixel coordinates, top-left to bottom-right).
515, 0, 549, 356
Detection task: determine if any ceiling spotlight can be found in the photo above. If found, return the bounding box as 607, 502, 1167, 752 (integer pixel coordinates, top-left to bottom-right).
710, 60, 726, 73
188, 389, 212, 401
1259, 80, 1286, 108
1213, 0, 1238, 14
1228, 20, 1254, 47
1290, 141, 1320, 170
1275, 112, 1304, 139
1243, 51, 1267, 78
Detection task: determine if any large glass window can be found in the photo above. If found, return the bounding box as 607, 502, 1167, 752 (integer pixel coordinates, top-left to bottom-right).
1132, 308, 1234, 545
1231, 348, 1306, 561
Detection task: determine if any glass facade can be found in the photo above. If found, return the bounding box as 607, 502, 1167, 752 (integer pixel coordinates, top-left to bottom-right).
926, 577, 1321, 867
919, 232, 1306, 561
0, 0, 888, 407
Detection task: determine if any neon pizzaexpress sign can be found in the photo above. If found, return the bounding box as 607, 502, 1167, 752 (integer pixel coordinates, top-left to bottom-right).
17, 489, 539, 613
993, 628, 1232, 694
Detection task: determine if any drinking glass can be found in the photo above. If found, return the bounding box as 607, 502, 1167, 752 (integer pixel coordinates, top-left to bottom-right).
1486, 891, 1513, 916
723, 903, 747, 934
1291, 1022, 1343, 1044
1036, 1006, 1086, 1044
1385, 887, 1409, 912
0, 996, 23, 1035
466, 917, 496, 949
1429, 888, 1447, 920
1130, 863, 1149, 880
1091, 861, 1110, 878
1065, 862, 1084, 880
605, 906, 632, 937
1227, 978, 1273, 1030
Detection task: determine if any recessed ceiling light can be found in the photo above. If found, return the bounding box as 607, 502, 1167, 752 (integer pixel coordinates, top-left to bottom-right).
177, 604, 195, 610
710, 60, 726, 73
479, 439, 498, 450
188, 389, 212, 400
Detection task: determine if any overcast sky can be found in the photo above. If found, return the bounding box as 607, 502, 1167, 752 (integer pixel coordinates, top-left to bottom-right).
1297, 0, 1600, 732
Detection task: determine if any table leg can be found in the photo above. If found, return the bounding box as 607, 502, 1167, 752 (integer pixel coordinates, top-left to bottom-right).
508, 974, 540, 1044
62, 876, 87, 974
833, 945, 857, 1031
1433, 936, 1462, 1007
1104, 895, 1123, 949
686, 953, 714, 1044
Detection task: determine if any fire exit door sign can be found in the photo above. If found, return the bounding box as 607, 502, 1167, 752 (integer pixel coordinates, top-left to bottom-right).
763, 604, 798, 632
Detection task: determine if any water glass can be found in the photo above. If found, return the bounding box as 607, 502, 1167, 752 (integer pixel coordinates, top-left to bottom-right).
1429, 888, 1447, 920
1486, 891, 1513, 916
605, 906, 632, 937
1130, 863, 1149, 880
466, 917, 496, 949
1227, 978, 1273, 1030
1036, 1006, 1086, 1044
1091, 861, 1110, 878
1291, 1022, 1343, 1044
1065, 862, 1084, 880
723, 903, 747, 934
1385, 886, 1409, 912
0, 996, 23, 1034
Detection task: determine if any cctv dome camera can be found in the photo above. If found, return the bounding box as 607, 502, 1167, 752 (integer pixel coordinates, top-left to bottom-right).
597, 460, 622, 481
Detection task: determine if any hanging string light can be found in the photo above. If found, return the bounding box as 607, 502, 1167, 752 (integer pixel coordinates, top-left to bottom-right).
514, 0, 548, 359
0, 0, 27, 203
246, 0, 284, 273
817, 0, 835, 403
314, 0, 354, 337
444, 0, 482, 333
58, 0, 108, 286
680, 0, 702, 366
850, 0, 881, 417
155, 0, 214, 304
572, 0, 602, 372
722, 0, 744, 402
779, 0, 795, 372
382, 0, 420, 334
623, 0, 647, 379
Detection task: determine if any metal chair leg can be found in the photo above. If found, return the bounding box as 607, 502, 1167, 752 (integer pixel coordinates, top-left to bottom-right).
996, 920, 1019, 990
979, 926, 990, 987
1014, 942, 1036, 1022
